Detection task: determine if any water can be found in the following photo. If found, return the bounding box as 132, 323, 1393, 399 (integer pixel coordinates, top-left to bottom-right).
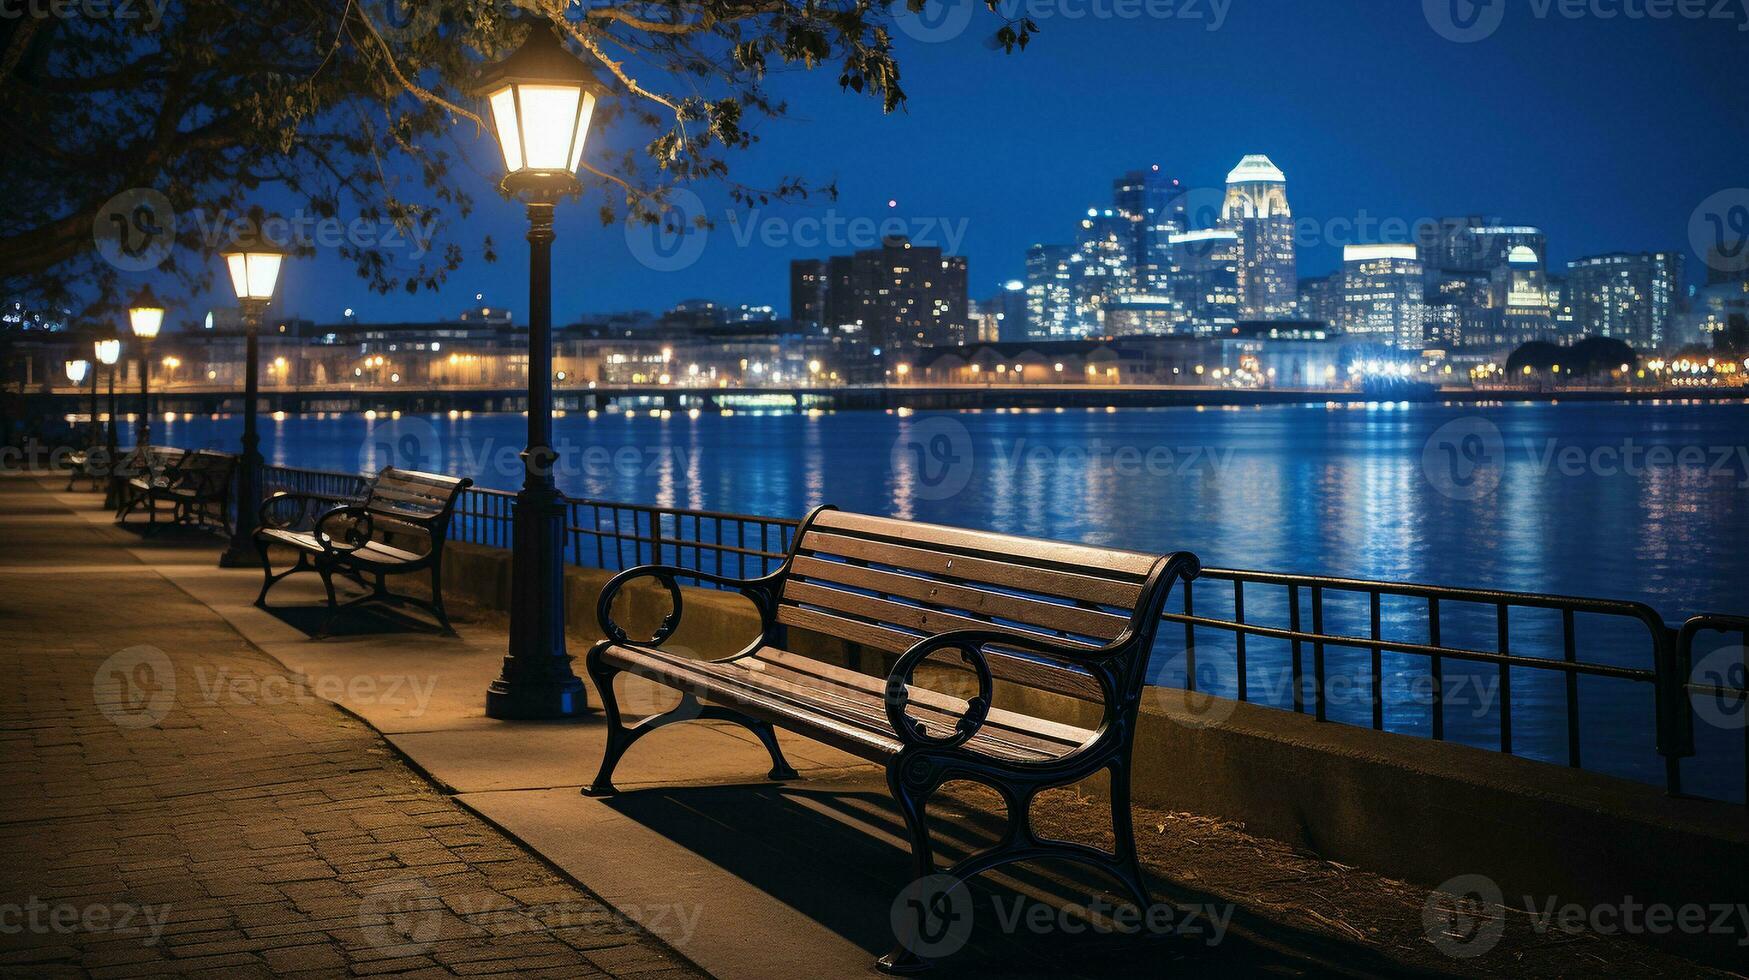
131, 399, 1749, 800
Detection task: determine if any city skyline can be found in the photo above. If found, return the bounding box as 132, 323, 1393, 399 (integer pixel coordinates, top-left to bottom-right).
104, 2, 1745, 329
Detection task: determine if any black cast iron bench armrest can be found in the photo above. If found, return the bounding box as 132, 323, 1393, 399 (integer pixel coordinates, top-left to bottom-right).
596, 564, 781, 650
313, 505, 376, 555
258, 490, 360, 531
883, 628, 1129, 752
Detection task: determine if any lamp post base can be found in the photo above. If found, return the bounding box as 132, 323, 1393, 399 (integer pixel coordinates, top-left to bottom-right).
485, 670, 589, 720
216, 541, 263, 568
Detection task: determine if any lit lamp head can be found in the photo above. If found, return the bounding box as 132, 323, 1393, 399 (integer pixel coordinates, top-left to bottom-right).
474, 24, 608, 198
221, 227, 287, 304
65, 359, 89, 384
94, 333, 122, 367
127, 285, 166, 340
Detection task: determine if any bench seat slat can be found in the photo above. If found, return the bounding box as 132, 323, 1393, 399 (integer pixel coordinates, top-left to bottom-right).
598, 644, 1094, 765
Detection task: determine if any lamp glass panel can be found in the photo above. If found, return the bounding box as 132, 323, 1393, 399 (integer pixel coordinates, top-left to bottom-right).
95, 339, 121, 365
66, 360, 88, 383
567, 91, 597, 172
129, 306, 164, 339
245, 253, 282, 299
515, 83, 582, 171
489, 87, 523, 172
226, 253, 250, 298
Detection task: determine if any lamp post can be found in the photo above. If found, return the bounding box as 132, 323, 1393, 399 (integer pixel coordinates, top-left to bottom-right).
65, 359, 91, 443
127, 287, 165, 451
474, 23, 606, 720
95, 334, 122, 506
217, 231, 286, 568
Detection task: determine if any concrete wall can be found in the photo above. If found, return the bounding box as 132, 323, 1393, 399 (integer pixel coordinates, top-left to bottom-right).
436, 542, 1749, 962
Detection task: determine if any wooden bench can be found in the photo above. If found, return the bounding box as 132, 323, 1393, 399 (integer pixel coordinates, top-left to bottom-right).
253, 467, 473, 636
113, 446, 187, 525
584, 506, 1200, 973
64, 446, 113, 491
144, 449, 236, 534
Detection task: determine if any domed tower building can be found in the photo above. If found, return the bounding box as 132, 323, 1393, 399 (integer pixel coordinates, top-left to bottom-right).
1221, 154, 1298, 320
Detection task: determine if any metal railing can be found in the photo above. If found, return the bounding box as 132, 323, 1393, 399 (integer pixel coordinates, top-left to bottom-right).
263, 463, 798, 579
255, 460, 1744, 805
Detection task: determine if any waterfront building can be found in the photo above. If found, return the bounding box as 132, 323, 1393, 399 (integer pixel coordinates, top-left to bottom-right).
1565, 251, 1683, 350
1113, 166, 1187, 296
792, 236, 968, 356
1025, 243, 1081, 340
1167, 229, 1242, 335
1221, 154, 1297, 319
1073, 208, 1134, 331
1295, 272, 1343, 329
1489, 244, 1555, 346
1341, 244, 1426, 350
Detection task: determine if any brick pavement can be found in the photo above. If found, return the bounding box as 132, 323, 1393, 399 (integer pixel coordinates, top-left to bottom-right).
0, 481, 704, 979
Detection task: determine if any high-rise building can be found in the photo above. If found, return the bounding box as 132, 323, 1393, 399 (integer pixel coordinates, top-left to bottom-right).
1490, 244, 1554, 346
789, 259, 826, 328
1113, 166, 1187, 296
993, 280, 1030, 342
1342, 245, 1426, 350
798, 237, 968, 355
1167, 229, 1241, 334
1565, 251, 1683, 350
1296, 273, 1343, 329
1221, 154, 1297, 319
1025, 244, 1078, 339
1073, 208, 1133, 332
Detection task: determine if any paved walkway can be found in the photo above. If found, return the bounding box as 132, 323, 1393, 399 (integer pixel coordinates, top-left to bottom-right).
0, 472, 1731, 979
0, 478, 700, 979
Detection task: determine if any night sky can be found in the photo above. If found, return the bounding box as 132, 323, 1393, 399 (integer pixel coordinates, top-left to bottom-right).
226, 0, 1748, 328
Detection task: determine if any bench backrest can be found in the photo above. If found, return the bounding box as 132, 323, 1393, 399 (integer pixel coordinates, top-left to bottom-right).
175, 450, 235, 494
362, 467, 472, 544
776, 508, 1194, 703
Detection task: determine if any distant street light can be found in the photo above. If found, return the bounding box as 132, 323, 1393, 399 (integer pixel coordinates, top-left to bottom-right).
217, 228, 287, 568
95, 333, 122, 506
127, 286, 165, 452
473, 23, 608, 720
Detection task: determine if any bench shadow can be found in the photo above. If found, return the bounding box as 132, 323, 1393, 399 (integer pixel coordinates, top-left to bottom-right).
593, 779, 1422, 978
258, 596, 451, 639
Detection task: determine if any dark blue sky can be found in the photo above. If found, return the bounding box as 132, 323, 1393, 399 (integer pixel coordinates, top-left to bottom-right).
236, 0, 1746, 327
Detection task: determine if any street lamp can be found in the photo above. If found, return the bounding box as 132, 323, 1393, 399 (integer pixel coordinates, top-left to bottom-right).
216, 228, 287, 567
66, 359, 92, 445
474, 23, 607, 720
95, 333, 122, 506
128, 286, 165, 452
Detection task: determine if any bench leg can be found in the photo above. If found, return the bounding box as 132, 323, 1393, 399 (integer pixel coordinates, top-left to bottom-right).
313, 568, 341, 638
428, 563, 456, 636
1106, 757, 1152, 912
254, 549, 308, 607
584, 649, 799, 797
879, 758, 941, 975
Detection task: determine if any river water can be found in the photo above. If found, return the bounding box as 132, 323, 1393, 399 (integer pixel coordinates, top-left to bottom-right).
130, 398, 1749, 799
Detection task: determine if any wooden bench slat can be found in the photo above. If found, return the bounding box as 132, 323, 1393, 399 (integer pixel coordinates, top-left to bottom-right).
798, 530, 1145, 608
809, 509, 1159, 578
789, 555, 1130, 641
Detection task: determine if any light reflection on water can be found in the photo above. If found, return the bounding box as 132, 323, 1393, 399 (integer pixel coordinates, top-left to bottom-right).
139, 400, 1749, 799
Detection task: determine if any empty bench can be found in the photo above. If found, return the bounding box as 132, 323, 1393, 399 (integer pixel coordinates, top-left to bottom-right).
585, 506, 1200, 972
253, 466, 473, 636
112, 445, 188, 526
